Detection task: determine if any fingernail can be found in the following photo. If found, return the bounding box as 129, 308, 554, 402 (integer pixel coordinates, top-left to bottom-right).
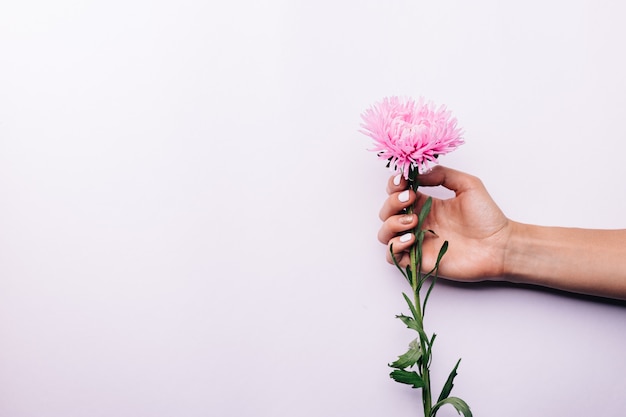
400, 214, 414, 225
393, 174, 402, 186
400, 233, 412, 243
398, 190, 410, 203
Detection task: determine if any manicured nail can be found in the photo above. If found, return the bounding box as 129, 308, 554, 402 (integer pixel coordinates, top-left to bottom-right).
398, 190, 410, 203
400, 233, 412, 243
400, 214, 414, 225
393, 174, 402, 186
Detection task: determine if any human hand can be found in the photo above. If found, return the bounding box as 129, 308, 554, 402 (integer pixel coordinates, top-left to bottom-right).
378, 166, 512, 282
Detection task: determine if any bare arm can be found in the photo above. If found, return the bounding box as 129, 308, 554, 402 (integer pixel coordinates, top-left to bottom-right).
378, 166, 626, 300
505, 222, 626, 299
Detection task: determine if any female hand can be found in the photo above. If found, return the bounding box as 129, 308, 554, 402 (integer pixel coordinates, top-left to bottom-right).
378, 165, 512, 282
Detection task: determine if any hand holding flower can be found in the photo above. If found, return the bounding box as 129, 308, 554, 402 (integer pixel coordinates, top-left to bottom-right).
379, 165, 512, 282
380, 165, 626, 300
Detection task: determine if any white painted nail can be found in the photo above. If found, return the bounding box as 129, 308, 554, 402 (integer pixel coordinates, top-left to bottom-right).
400, 233, 412, 243
398, 190, 410, 203
393, 174, 402, 186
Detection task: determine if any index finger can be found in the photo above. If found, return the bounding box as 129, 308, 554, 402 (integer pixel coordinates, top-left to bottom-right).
386, 173, 407, 195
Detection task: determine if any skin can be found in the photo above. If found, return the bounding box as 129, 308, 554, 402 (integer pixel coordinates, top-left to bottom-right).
378, 165, 626, 301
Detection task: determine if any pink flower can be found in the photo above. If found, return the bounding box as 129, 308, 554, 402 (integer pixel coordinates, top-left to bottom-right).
360, 96, 464, 178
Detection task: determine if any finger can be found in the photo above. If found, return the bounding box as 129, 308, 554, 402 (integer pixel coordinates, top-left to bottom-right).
417, 165, 481, 194
385, 233, 414, 266
378, 213, 418, 243
386, 173, 407, 195
379, 189, 416, 221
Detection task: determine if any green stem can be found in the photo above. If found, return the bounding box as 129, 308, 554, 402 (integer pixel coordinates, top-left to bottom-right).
414, 250, 432, 417
408, 174, 432, 417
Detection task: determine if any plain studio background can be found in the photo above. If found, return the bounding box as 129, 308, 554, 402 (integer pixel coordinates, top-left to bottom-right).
1, 1, 625, 416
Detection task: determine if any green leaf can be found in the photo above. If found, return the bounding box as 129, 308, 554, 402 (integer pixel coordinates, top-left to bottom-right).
389, 244, 409, 280
402, 293, 418, 320
416, 229, 426, 246
418, 196, 432, 227
396, 314, 421, 332
437, 359, 461, 403
389, 339, 422, 369
389, 369, 425, 389
431, 397, 472, 417
396, 314, 429, 344
435, 240, 448, 266
423, 241, 449, 316
416, 230, 425, 290
425, 240, 449, 278
416, 228, 425, 255
425, 333, 437, 367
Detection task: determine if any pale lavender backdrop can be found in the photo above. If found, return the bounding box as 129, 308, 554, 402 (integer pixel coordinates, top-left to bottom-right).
1, 1, 625, 416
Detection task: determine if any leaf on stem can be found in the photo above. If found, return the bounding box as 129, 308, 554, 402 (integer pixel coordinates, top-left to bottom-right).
396, 314, 429, 345
437, 358, 461, 403
423, 240, 449, 316
389, 339, 422, 369
425, 240, 449, 278
389, 244, 409, 281
396, 314, 421, 332
435, 240, 448, 265
431, 397, 472, 417
425, 333, 437, 367
416, 230, 425, 290
402, 293, 418, 320
418, 196, 432, 227
389, 369, 425, 389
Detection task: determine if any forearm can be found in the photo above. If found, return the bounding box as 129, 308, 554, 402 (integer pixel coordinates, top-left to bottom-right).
503, 222, 626, 300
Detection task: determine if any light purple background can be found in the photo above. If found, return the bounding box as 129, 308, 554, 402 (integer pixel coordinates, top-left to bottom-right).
1, 1, 625, 416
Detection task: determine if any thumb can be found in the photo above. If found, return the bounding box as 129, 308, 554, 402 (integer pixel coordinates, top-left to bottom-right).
416, 165, 479, 195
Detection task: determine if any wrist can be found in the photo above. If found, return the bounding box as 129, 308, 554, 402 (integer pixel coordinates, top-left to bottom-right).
501, 221, 542, 285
